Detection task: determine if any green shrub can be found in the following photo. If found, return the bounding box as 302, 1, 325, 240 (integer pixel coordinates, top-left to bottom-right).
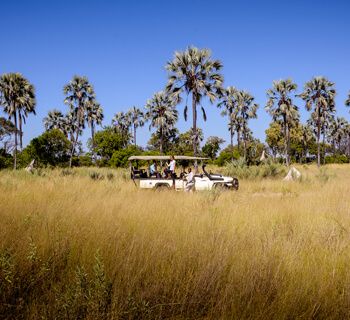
109, 146, 142, 168
0, 150, 12, 169
325, 154, 349, 164
222, 158, 286, 179
215, 147, 240, 166
19, 129, 71, 167
72, 155, 93, 167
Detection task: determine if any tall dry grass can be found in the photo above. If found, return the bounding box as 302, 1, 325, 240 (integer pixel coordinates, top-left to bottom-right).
1, 165, 350, 319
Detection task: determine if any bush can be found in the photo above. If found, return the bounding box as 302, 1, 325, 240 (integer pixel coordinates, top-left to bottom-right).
72, 155, 94, 167
109, 146, 142, 168
91, 127, 127, 162
19, 129, 71, 167
222, 158, 286, 179
325, 154, 349, 164
0, 150, 12, 169
215, 147, 240, 166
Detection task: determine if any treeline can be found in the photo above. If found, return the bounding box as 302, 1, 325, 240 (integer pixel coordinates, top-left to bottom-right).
1, 47, 350, 169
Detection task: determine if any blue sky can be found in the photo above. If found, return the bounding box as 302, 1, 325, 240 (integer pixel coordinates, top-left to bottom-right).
1, 0, 350, 149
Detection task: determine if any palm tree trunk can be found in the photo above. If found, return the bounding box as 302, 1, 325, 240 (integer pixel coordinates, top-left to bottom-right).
160, 127, 163, 154
69, 137, 76, 168
317, 118, 321, 168
285, 121, 290, 166
230, 121, 234, 161
69, 106, 82, 168
192, 91, 197, 159
237, 131, 240, 149
13, 110, 18, 170
322, 127, 326, 165
91, 121, 95, 163
243, 131, 247, 160
134, 124, 137, 146
19, 112, 23, 150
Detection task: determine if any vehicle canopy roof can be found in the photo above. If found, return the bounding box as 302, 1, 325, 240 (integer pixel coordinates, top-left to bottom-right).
128, 155, 209, 161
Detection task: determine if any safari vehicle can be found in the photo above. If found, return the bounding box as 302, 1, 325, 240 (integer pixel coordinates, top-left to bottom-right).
128, 155, 239, 191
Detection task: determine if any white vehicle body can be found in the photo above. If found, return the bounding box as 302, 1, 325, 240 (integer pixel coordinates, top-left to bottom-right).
138, 174, 238, 191
128, 155, 239, 191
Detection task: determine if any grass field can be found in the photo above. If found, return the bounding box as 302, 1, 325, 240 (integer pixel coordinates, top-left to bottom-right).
1, 165, 350, 319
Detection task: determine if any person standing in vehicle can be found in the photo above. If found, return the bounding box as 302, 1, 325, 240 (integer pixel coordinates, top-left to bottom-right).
169, 155, 176, 189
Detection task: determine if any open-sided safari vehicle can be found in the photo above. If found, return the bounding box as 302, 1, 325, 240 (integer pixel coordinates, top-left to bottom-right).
128, 155, 239, 191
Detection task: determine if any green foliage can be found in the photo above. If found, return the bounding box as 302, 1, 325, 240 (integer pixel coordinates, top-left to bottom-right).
72, 155, 93, 167
222, 158, 286, 179
19, 129, 71, 167
147, 128, 179, 154
110, 145, 142, 168
266, 121, 317, 163
0, 117, 16, 144
265, 121, 285, 157
91, 127, 127, 161
325, 154, 349, 164
215, 146, 240, 166
0, 149, 13, 169
202, 136, 225, 160
172, 128, 204, 156
216, 138, 266, 167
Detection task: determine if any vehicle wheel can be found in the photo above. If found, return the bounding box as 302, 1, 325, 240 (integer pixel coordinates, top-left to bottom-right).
232, 178, 239, 191
155, 184, 170, 191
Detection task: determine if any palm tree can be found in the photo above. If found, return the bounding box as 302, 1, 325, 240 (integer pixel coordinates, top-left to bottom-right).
236, 90, 258, 159
300, 124, 314, 162
112, 111, 132, 146
329, 117, 347, 153
86, 100, 104, 161
145, 91, 178, 154
43, 109, 66, 132
127, 106, 144, 146
345, 92, 350, 107
266, 79, 299, 166
63, 75, 95, 167
166, 46, 223, 157
0, 73, 36, 169
344, 123, 350, 157
218, 86, 240, 158
64, 110, 80, 144
298, 77, 336, 167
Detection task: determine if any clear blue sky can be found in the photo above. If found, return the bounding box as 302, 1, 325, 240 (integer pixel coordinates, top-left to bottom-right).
1, 0, 350, 149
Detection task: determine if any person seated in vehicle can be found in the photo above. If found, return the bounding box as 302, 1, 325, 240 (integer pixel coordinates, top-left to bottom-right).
149, 161, 159, 178
184, 167, 195, 192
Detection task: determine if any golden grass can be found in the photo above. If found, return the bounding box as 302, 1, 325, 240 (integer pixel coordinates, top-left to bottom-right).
1, 165, 350, 319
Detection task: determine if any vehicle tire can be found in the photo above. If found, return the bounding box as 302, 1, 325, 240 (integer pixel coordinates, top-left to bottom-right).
155, 184, 170, 191
232, 178, 239, 191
